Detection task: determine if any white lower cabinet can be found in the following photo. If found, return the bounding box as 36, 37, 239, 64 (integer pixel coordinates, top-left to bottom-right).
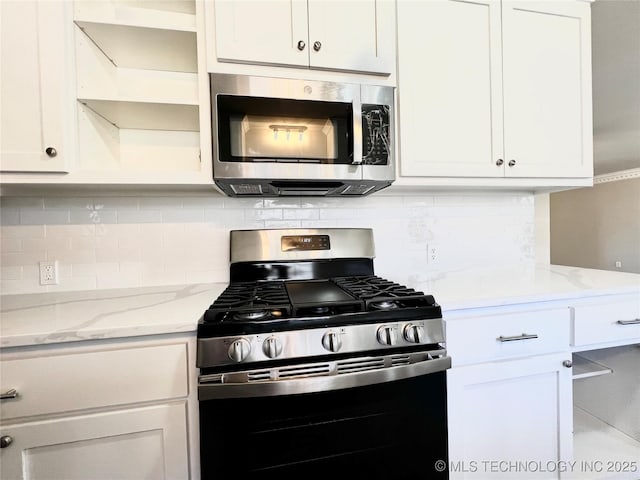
0, 335, 196, 480
447, 353, 574, 479
0, 403, 189, 480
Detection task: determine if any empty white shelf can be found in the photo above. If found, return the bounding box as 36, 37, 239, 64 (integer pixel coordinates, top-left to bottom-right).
572, 354, 613, 380
78, 100, 199, 131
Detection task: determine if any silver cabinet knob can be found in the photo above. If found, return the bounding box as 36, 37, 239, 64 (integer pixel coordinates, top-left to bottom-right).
376, 325, 397, 346
297, 40, 306, 51
262, 336, 283, 358
496, 159, 504, 166
313, 41, 322, 52
508, 159, 516, 167
0, 436, 13, 448
563, 360, 573, 368
403, 323, 425, 343
321, 331, 342, 352
45, 147, 57, 157
228, 338, 251, 362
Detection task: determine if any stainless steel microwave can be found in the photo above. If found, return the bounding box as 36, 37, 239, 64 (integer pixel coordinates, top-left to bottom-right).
210, 73, 395, 197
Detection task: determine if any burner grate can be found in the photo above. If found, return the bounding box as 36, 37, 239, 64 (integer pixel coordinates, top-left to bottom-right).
332, 276, 435, 310
204, 281, 292, 323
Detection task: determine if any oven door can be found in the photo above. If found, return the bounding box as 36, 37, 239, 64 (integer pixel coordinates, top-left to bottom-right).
198, 357, 449, 479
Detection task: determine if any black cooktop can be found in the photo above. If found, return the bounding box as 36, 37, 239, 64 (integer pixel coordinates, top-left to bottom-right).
199, 275, 440, 336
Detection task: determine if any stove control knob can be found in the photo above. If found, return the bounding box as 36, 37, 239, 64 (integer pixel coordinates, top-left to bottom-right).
228, 338, 251, 362
403, 323, 425, 343
377, 325, 397, 346
322, 331, 342, 352
262, 336, 283, 358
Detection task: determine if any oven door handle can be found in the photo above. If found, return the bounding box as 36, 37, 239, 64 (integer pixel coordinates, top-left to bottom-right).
198, 356, 451, 400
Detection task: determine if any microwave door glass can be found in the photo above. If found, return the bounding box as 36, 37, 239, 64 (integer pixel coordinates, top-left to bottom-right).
216, 95, 354, 165
229, 115, 338, 162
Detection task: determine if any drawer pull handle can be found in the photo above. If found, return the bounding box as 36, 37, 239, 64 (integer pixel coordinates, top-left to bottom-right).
617, 319, 640, 325
0, 388, 18, 400
497, 333, 539, 342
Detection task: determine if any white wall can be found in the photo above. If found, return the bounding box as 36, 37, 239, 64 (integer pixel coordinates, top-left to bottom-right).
550, 176, 640, 273
1, 192, 537, 294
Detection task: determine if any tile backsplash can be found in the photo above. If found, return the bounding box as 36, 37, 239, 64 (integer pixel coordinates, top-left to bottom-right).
1, 193, 536, 294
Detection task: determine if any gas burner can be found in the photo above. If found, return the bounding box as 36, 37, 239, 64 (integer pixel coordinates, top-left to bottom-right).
309, 306, 330, 315
370, 301, 399, 310
233, 310, 270, 321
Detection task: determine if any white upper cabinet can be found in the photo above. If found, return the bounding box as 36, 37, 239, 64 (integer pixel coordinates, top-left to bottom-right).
397, 0, 503, 178
502, 0, 593, 178
212, 0, 395, 75
397, 0, 593, 183
0, 1, 70, 173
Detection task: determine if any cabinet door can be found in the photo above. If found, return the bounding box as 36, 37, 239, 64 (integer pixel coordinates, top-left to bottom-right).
502, 1, 593, 178
0, 403, 189, 480
397, 0, 503, 177
0, 1, 68, 172
447, 353, 573, 479
307, 0, 394, 74
213, 0, 309, 67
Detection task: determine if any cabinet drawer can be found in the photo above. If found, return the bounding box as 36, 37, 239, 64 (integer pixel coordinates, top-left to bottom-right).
446, 308, 571, 366
0, 342, 188, 421
573, 294, 640, 347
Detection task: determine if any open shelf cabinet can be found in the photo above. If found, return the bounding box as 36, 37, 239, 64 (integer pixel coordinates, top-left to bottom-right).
71, 0, 210, 183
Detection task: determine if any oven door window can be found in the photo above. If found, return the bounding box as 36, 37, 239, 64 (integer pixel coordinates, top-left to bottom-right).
216, 95, 354, 164
199, 371, 448, 478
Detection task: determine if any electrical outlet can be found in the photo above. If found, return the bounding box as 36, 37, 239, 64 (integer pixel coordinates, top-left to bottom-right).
615, 261, 622, 269
39, 261, 59, 285
427, 244, 439, 264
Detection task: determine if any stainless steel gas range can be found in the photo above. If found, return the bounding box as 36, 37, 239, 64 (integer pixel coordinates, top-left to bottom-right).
197, 228, 450, 478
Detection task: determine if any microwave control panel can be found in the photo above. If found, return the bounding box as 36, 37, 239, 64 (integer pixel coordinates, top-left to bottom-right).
362, 104, 390, 166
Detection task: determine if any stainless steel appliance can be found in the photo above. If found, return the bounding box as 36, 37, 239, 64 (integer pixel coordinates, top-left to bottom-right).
197, 228, 450, 478
210, 74, 395, 197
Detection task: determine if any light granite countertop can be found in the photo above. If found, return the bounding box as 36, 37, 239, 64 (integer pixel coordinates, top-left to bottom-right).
1, 265, 638, 349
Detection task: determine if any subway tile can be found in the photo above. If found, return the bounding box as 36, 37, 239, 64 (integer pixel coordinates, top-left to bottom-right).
70, 208, 118, 225
283, 209, 319, 220
264, 220, 301, 229
1, 197, 44, 209
1, 278, 46, 294
1, 266, 22, 280
47, 277, 97, 292
56, 249, 96, 264
44, 197, 94, 209
71, 236, 98, 250
204, 209, 244, 225
118, 262, 144, 282
402, 196, 435, 207
1, 225, 45, 238
263, 198, 301, 209
22, 237, 71, 253
92, 197, 139, 209
1, 252, 43, 267
223, 198, 264, 209
47, 224, 95, 237
1, 192, 538, 295
21, 265, 39, 281
1, 237, 21, 253
162, 209, 205, 223
117, 210, 162, 224
139, 197, 183, 209
184, 196, 225, 209
0, 209, 20, 225
96, 247, 139, 263
21, 209, 69, 225
299, 198, 345, 209
244, 209, 283, 221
